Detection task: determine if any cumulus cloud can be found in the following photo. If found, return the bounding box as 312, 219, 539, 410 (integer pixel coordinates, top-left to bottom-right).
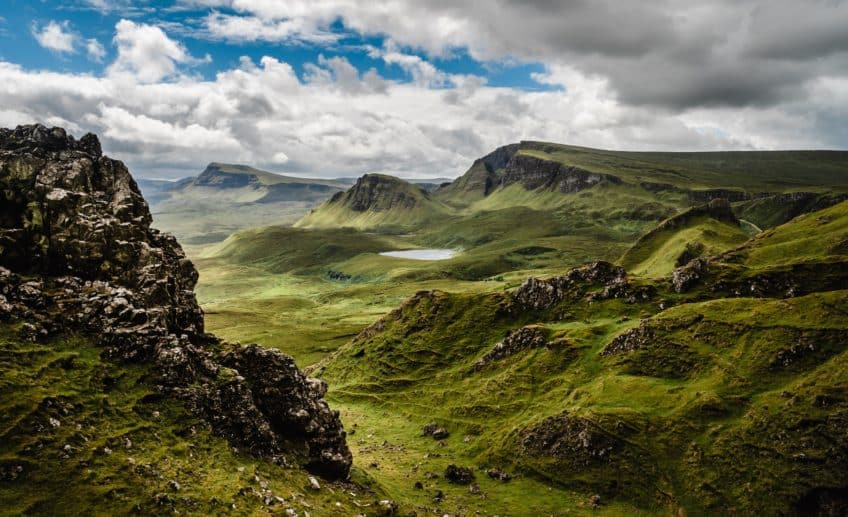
32, 20, 76, 53
3, 2, 847, 180
188, 0, 848, 111
86, 38, 106, 62
203, 11, 340, 44
107, 19, 208, 83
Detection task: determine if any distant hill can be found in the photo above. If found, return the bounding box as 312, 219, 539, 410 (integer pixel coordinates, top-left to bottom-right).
295, 173, 448, 230
435, 141, 848, 215
168, 162, 347, 204
144, 163, 347, 245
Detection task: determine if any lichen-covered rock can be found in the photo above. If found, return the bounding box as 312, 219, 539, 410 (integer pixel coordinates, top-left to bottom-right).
0, 124, 351, 479
520, 412, 617, 468
672, 257, 709, 293
472, 325, 548, 370
513, 261, 627, 310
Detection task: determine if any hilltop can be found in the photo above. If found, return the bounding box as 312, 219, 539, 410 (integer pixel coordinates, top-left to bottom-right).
295, 173, 448, 230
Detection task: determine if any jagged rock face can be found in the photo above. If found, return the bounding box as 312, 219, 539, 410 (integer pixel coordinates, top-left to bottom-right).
0, 124, 203, 336
219, 345, 352, 477
513, 261, 627, 310
500, 153, 621, 193
480, 143, 520, 173
336, 174, 425, 212
0, 125, 351, 479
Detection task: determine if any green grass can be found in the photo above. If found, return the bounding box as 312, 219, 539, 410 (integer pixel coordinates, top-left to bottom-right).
184, 171, 848, 514
0, 324, 372, 516
725, 200, 848, 268
621, 215, 749, 277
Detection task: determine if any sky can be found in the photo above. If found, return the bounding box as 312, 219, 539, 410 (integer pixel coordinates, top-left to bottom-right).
0, 0, 846, 179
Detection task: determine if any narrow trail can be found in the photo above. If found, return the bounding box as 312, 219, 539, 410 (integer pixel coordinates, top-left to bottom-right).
739, 219, 763, 233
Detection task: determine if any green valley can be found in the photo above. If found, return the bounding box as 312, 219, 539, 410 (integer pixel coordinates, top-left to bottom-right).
182, 141, 848, 515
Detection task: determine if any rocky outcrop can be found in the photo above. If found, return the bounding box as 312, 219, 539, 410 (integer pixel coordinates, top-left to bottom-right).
520, 412, 617, 469
472, 325, 548, 370
601, 324, 655, 357
0, 125, 351, 478
500, 153, 621, 193
672, 257, 710, 293
332, 174, 427, 212
513, 261, 627, 310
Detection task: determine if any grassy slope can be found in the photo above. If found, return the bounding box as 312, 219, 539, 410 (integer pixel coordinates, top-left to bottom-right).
620, 215, 750, 277
725, 200, 848, 268
0, 324, 373, 516
516, 143, 848, 192
309, 202, 848, 515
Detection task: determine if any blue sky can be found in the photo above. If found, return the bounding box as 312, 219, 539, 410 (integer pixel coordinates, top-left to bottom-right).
0, 0, 844, 179
1, 0, 554, 91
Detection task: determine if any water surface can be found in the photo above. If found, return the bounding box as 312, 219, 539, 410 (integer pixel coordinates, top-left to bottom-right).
379, 249, 456, 261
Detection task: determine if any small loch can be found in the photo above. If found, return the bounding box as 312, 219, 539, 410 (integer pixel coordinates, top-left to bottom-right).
379, 249, 457, 261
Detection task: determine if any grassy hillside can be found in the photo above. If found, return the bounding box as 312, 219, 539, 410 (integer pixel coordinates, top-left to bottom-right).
0, 323, 374, 516
620, 201, 750, 277
182, 143, 848, 514
306, 201, 848, 515
723, 200, 848, 268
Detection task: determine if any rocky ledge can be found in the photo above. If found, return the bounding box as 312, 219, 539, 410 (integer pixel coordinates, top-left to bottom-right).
0, 124, 351, 478
513, 261, 628, 310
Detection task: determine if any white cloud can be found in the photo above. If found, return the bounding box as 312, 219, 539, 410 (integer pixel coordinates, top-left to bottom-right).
3, 3, 848, 180
32, 21, 76, 53
86, 38, 106, 62
0, 52, 816, 181
203, 11, 339, 44
107, 19, 208, 83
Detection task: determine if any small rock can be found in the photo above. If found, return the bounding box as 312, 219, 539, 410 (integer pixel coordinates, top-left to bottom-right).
308, 476, 321, 490
444, 465, 475, 485
422, 422, 449, 440
589, 494, 602, 509
169, 480, 181, 492
486, 468, 512, 482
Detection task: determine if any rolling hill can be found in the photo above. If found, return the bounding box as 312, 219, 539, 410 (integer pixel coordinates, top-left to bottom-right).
310, 199, 848, 515
619, 199, 750, 277
295, 173, 450, 230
